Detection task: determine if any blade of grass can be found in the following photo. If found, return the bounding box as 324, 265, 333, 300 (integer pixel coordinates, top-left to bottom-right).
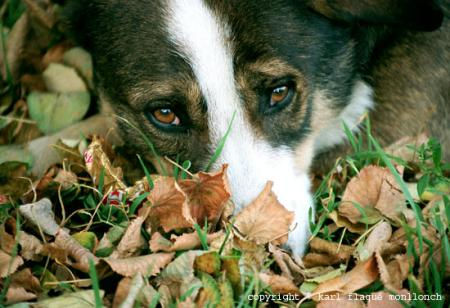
194, 222, 209, 250
88, 258, 102, 308
181, 160, 192, 180
129, 192, 150, 216
342, 121, 358, 153
369, 134, 424, 253
137, 154, 154, 190
116, 116, 167, 175
205, 111, 236, 172
149, 292, 160, 308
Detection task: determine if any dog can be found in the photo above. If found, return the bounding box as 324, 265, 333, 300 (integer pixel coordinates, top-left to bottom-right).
59, 0, 449, 256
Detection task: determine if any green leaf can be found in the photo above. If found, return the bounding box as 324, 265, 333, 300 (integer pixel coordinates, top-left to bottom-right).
72, 231, 97, 252
417, 173, 430, 197
27, 91, 90, 135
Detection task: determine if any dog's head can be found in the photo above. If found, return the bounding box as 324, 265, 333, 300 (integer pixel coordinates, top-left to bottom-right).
65, 0, 443, 255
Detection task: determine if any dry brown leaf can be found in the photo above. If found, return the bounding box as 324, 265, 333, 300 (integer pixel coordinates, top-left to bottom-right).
42, 243, 68, 264
158, 250, 204, 299
385, 133, 428, 163
105, 253, 174, 277
339, 166, 406, 224
10, 268, 41, 293
23, 0, 55, 28
317, 297, 365, 308
367, 290, 410, 308
312, 255, 379, 301
0, 13, 29, 81
54, 229, 99, 272
112, 274, 157, 308
178, 164, 230, 225
113, 277, 132, 308
18, 231, 43, 261
0, 224, 16, 254
42, 43, 70, 68
259, 273, 301, 295
375, 252, 411, 291
303, 253, 341, 268
233, 237, 269, 271
269, 244, 304, 284
84, 135, 127, 192
234, 181, 294, 245
310, 237, 354, 259
0, 249, 24, 278
328, 211, 367, 234
5, 286, 36, 304
150, 231, 223, 253
360, 222, 392, 261
149, 232, 173, 252
303, 237, 354, 267
53, 169, 78, 190
146, 177, 192, 232
111, 216, 146, 259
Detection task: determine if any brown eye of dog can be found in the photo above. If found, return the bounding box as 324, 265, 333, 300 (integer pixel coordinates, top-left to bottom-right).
153, 108, 181, 126
270, 86, 289, 106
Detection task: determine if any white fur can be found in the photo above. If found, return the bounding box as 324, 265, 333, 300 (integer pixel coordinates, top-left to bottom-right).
314, 81, 374, 152
166, 0, 313, 255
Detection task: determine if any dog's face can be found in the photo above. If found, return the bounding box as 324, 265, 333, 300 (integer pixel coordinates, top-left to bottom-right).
67, 0, 443, 255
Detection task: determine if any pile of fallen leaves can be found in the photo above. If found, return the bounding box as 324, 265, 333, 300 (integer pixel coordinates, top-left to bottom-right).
0, 1, 449, 307
1, 134, 449, 307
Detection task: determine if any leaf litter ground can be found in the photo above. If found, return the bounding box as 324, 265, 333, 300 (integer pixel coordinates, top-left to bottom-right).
0, 1, 449, 307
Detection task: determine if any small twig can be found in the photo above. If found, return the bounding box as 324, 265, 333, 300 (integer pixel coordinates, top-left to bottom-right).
164, 155, 195, 178
0, 115, 36, 124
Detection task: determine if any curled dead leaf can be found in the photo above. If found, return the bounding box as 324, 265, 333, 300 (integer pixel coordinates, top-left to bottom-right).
18, 231, 43, 261
0, 249, 24, 277
10, 268, 41, 293
259, 273, 301, 295
53, 169, 78, 190
146, 176, 192, 232
367, 290, 410, 308
312, 255, 379, 301
105, 253, 174, 277
234, 181, 294, 245
178, 164, 230, 226
317, 296, 365, 308
5, 286, 36, 304
339, 166, 406, 224
110, 216, 146, 259
150, 231, 223, 253
84, 135, 126, 192
303, 237, 354, 267
328, 211, 367, 234
360, 221, 392, 261
19, 198, 60, 236
384, 133, 428, 163
159, 250, 204, 299
375, 252, 411, 291
269, 244, 304, 284
54, 229, 99, 272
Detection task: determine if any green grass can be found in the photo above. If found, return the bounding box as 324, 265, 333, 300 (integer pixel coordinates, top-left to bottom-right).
88, 258, 103, 308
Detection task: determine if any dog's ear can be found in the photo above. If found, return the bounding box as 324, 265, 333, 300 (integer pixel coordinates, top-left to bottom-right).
306, 0, 443, 31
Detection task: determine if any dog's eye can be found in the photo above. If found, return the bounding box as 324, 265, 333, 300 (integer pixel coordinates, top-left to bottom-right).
270, 86, 289, 106
152, 108, 181, 126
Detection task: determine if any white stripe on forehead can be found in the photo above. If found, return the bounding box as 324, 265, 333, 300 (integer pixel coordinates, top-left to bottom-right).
165, 0, 238, 139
